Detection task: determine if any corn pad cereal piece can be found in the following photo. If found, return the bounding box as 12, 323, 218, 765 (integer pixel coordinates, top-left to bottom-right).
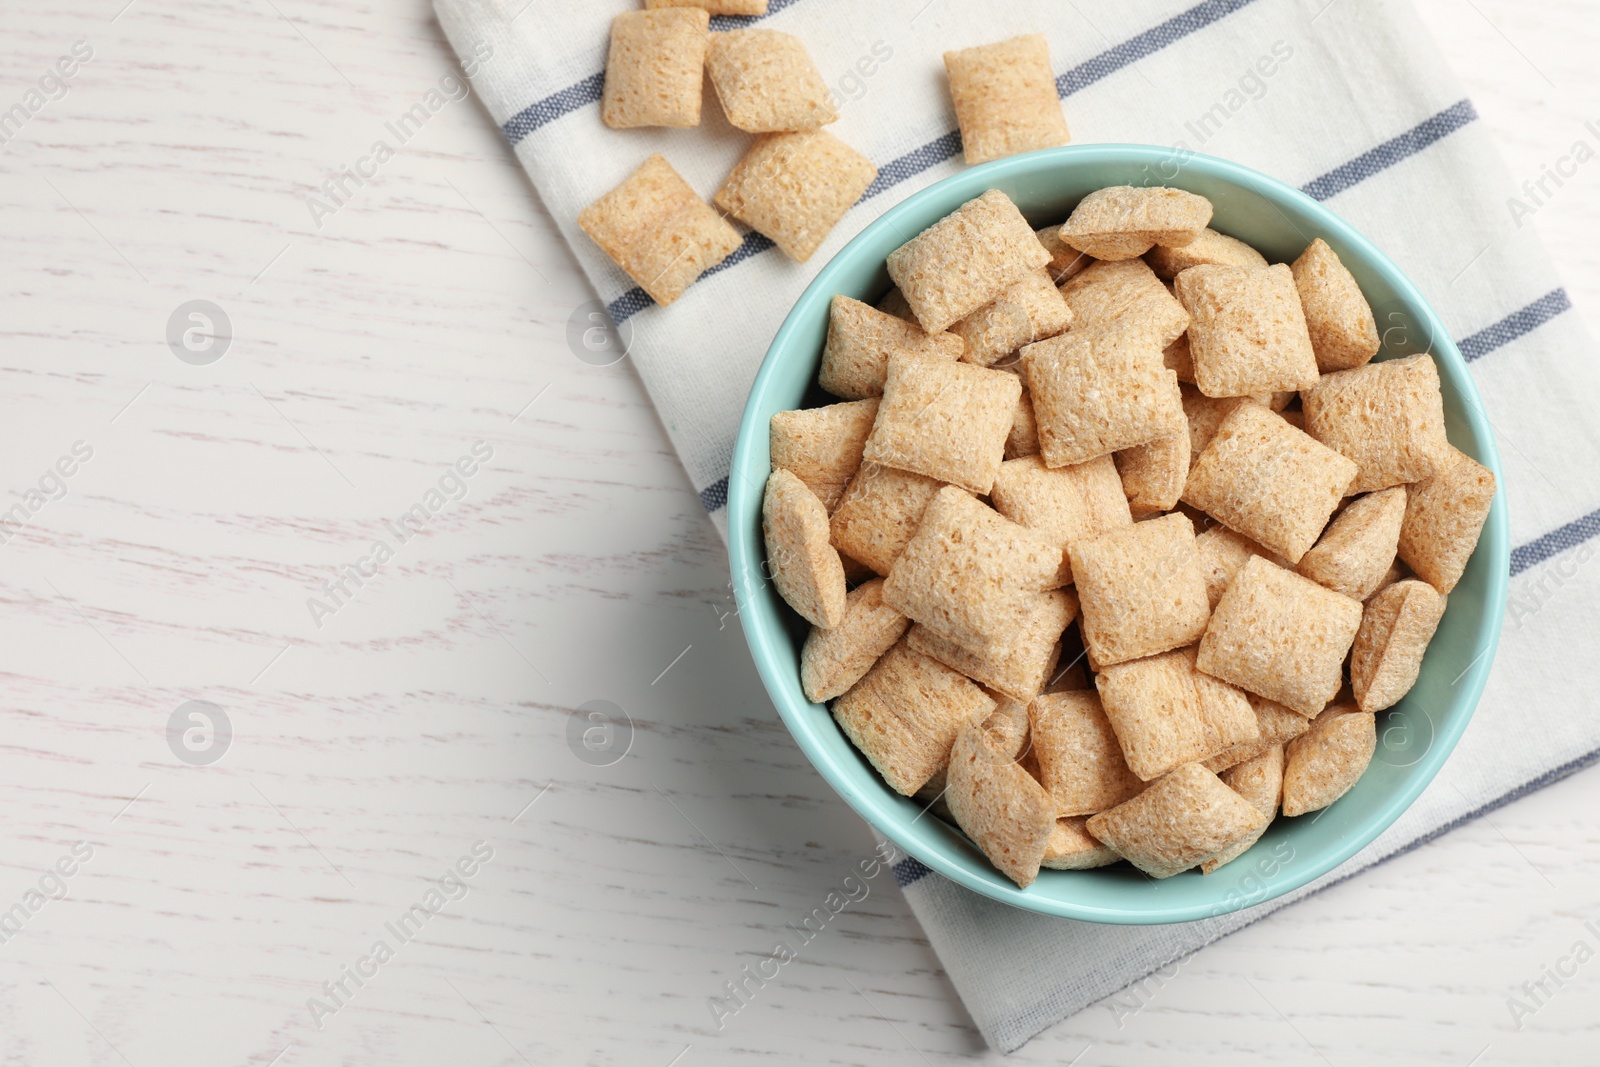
828, 463, 945, 577
647, 0, 766, 13
832, 640, 997, 796
989, 454, 1133, 586
1146, 227, 1268, 280
1282, 705, 1376, 815
706, 28, 836, 132
1296, 487, 1406, 600
1059, 259, 1190, 349
1396, 445, 1496, 594
950, 268, 1073, 368
887, 190, 1050, 334
1095, 646, 1258, 781
1201, 744, 1283, 873
601, 9, 711, 129
1197, 555, 1362, 715
863, 354, 1021, 493
1071, 512, 1211, 668
762, 469, 847, 627
1182, 401, 1357, 564
1194, 524, 1285, 609
1086, 763, 1268, 879
800, 579, 909, 703
1302, 354, 1451, 494
1203, 694, 1312, 773
1116, 431, 1190, 515
1181, 387, 1266, 460
1042, 816, 1121, 870
1175, 263, 1320, 397
1351, 579, 1446, 712
1006, 388, 1040, 459
1036, 225, 1094, 284
882, 487, 1060, 658
946, 723, 1055, 887
578, 154, 742, 307
715, 130, 877, 262
1021, 328, 1185, 469
1030, 690, 1148, 815
909, 590, 1077, 703
769, 398, 879, 511
819, 295, 965, 400
1291, 238, 1380, 372
943, 34, 1071, 165
1059, 186, 1213, 261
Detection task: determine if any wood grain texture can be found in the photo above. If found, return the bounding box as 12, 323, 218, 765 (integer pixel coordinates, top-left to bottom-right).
0, 0, 1597, 1064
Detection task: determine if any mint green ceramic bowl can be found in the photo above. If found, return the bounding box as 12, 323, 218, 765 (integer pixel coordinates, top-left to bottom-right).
729, 144, 1508, 924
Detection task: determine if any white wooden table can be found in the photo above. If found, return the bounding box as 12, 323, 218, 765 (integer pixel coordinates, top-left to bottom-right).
1, 1, 1597, 1063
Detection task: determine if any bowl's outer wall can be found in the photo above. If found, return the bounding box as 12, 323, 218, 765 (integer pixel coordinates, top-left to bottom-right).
729, 145, 1509, 924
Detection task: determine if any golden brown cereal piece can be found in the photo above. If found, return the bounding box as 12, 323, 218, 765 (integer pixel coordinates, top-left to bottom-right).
1302, 355, 1451, 494
1059, 259, 1190, 350
887, 190, 1051, 334
977, 698, 1033, 761
1202, 694, 1309, 773
1072, 512, 1212, 668
1182, 387, 1261, 460
819, 295, 965, 400
647, 0, 766, 13
909, 590, 1077, 703
1201, 744, 1283, 873
1370, 557, 1411, 600
1037, 225, 1094, 284
1164, 333, 1195, 383
1059, 186, 1213, 261
763, 468, 847, 627
1042, 816, 1121, 870
601, 9, 711, 129
1176, 263, 1321, 397
951, 269, 1074, 367
833, 640, 997, 796
715, 131, 877, 262
1397, 445, 1496, 594
828, 463, 945, 577
876, 287, 916, 322
1182, 401, 1358, 563
1096, 646, 1258, 781
1116, 431, 1190, 514
769, 398, 879, 511
943, 34, 1071, 165
800, 579, 910, 702
706, 28, 836, 132
1351, 579, 1446, 712
1021, 328, 1186, 469
1282, 705, 1376, 816
1146, 228, 1268, 281
946, 723, 1055, 887
1028, 690, 1145, 815
1086, 762, 1267, 879
989, 454, 1133, 586
1291, 238, 1380, 372
578, 154, 742, 307
1198, 555, 1363, 716
1006, 388, 1041, 459
863, 354, 1021, 493
1194, 525, 1284, 609
882, 487, 1060, 658
1296, 487, 1406, 600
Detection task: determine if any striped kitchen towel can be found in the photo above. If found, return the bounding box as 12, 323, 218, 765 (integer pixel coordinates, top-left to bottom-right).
436, 0, 1600, 1052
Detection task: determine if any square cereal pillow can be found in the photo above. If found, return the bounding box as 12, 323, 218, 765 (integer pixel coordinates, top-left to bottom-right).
578, 154, 741, 306
1085, 763, 1267, 879
715, 131, 877, 262
1302, 354, 1451, 493
707, 28, 837, 131
1146, 228, 1267, 280
1291, 238, 1380, 372
989, 453, 1133, 585
1059, 186, 1212, 261
1396, 445, 1496, 593
887, 190, 1050, 333
943, 34, 1071, 164
601, 9, 711, 129
1096, 646, 1259, 780
1071, 512, 1211, 667
828, 463, 945, 577
908, 589, 1077, 702
819, 296, 964, 400
1029, 690, 1145, 816
1058, 258, 1190, 349
762, 468, 847, 628
1021, 327, 1185, 468
769, 398, 879, 511
1175, 263, 1320, 397
862, 353, 1021, 493
950, 268, 1073, 367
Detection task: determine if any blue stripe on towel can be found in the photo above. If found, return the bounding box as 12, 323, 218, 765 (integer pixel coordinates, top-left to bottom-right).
1300, 99, 1477, 201
1459, 289, 1571, 362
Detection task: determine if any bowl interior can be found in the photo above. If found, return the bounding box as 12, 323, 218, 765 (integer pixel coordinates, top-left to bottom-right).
729, 144, 1508, 924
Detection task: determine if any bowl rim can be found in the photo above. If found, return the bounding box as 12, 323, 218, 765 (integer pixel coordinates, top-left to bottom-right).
728, 143, 1509, 923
